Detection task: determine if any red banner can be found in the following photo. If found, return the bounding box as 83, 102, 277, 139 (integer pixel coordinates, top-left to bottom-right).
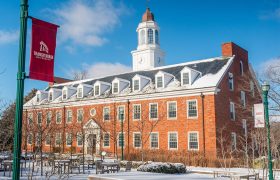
29, 18, 59, 82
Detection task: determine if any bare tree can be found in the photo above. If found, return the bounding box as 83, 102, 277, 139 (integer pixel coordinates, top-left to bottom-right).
72, 70, 88, 80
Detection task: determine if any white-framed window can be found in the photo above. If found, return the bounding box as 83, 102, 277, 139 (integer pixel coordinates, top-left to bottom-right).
66, 110, 72, 123
150, 132, 159, 149
103, 107, 110, 121
250, 81, 255, 97
149, 103, 158, 119
113, 82, 119, 94
37, 112, 42, 125
133, 132, 141, 148
94, 85, 100, 96
117, 106, 125, 121
230, 102, 235, 120
133, 104, 141, 120
35, 133, 41, 146
155, 30, 159, 44
62, 89, 67, 100
182, 72, 190, 85
240, 61, 244, 76
231, 132, 237, 151
167, 101, 177, 119
77, 87, 83, 98
148, 28, 153, 44
77, 109, 83, 123
36, 94, 40, 103
118, 132, 125, 148
228, 72, 234, 91
133, 79, 140, 91
251, 107, 254, 117
187, 100, 198, 118
168, 132, 178, 150
28, 113, 33, 125
56, 111, 62, 124
242, 119, 247, 135
27, 133, 33, 145
45, 134, 51, 145
188, 132, 199, 150
140, 30, 145, 45
156, 76, 163, 88
49, 92, 53, 101
46, 111, 52, 125
66, 133, 72, 146
77, 132, 83, 147
241, 91, 246, 108
55, 133, 62, 146
103, 133, 110, 147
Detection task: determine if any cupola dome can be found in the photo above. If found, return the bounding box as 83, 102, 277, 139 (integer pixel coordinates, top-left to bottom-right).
142, 8, 155, 22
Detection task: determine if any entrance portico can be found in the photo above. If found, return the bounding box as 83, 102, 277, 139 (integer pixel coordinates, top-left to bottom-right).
83, 119, 101, 155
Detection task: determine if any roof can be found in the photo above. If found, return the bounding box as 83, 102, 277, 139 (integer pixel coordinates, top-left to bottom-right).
142, 8, 155, 22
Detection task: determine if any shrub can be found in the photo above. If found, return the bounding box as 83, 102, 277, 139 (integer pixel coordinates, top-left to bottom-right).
137, 162, 186, 174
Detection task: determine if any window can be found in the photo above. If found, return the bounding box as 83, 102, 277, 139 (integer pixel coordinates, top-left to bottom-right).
243, 119, 247, 135
49, 92, 53, 101
149, 103, 158, 119
45, 134, 51, 145
27, 133, 33, 145
94, 85, 100, 96
118, 133, 125, 147
182, 72, 190, 85
77, 87, 83, 98
103, 107, 110, 121
250, 81, 255, 97
167, 102, 177, 119
46, 111, 52, 125
133, 133, 141, 148
168, 132, 178, 150
140, 30, 145, 45
113, 82, 118, 93
103, 133, 110, 147
28, 113, 33, 125
241, 91, 246, 108
67, 110, 72, 123
228, 73, 234, 91
133, 104, 141, 120
240, 61, 244, 76
187, 100, 198, 118
36, 94, 40, 103
188, 132, 199, 150
148, 29, 153, 44
133, 79, 140, 91
62, 89, 67, 100
66, 133, 72, 146
231, 132, 237, 151
56, 111, 62, 124
156, 76, 163, 88
37, 112, 42, 125
77, 109, 83, 123
77, 132, 83, 146
150, 133, 159, 149
155, 30, 159, 44
35, 133, 41, 146
55, 133, 62, 146
118, 106, 125, 121
230, 102, 235, 120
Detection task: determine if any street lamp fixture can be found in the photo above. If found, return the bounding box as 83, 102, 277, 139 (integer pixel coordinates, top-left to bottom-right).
261, 81, 273, 180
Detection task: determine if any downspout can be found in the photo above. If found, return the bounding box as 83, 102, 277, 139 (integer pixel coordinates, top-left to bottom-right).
113, 101, 116, 157
200, 93, 206, 157
127, 99, 130, 158
63, 106, 66, 153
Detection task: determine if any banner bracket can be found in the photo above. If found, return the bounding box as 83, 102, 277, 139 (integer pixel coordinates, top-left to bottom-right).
16, 72, 26, 80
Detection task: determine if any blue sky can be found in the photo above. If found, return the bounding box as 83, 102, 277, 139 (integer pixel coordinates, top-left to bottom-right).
0, 0, 279, 101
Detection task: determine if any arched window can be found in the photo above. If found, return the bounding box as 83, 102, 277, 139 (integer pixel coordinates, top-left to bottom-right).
155, 30, 159, 44
148, 29, 153, 44
240, 61, 244, 76
140, 30, 145, 45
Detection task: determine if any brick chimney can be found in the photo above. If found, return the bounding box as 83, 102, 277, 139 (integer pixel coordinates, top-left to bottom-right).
48, 76, 72, 87
222, 42, 248, 61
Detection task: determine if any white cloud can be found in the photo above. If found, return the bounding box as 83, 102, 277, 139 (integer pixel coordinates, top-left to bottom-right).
260, 8, 280, 20
0, 30, 18, 44
51, 0, 127, 46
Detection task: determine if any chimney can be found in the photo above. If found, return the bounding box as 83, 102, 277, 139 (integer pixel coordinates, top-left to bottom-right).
48, 76, 72, 87
221, 42, 248, 60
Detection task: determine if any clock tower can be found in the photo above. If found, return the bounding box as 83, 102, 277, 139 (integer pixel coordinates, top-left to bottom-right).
131, 8, 165, 71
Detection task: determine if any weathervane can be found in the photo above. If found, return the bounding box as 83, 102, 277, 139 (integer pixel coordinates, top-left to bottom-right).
146, 0, 150, 8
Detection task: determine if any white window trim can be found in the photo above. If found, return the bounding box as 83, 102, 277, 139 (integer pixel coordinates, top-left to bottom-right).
117, 132, 125, 148
45, 134, 51, 146
167, 101, 177, 120
76, 132, 83, 147
37, 112, 42, 125
150, 132, 159, 149
55, 133, 62, 146
56, 111, 62, 124
133, 104, 141, 121
230, 102, 235, 120
77, 87, 83, 98
28, 113, 33, 125
46, 111, 52, 125
149, 103, 158, 120
181, 71, 190, 86
48, 91, 53, 101
168, 131, 178, 150
66, 133, 72, 147
27, 133, 33, 145
62, 89, 68, 100
240, 61, 244, 76
231, 132, 237, 151
103, 106, 110, 121
94, 85, 100, 96
187, 99, 198, 119
155, 75, 164, 89
188, 131, 199, 151
228, 72, 234, 91
77, 109, 84, 123
103, 132, 110, 148
133, 132, 141, 149
66, 110, 73, 123
133, 78, 141, 92
241, 91, 246, 108
250, 81, 255, 97
117, 105, 125, 122
112, 81, 119, 94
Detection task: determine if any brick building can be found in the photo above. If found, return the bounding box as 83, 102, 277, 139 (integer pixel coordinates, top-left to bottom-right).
23, 8, 261, 159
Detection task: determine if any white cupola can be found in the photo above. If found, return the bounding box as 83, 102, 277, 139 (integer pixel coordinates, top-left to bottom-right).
131, 8, 165, 71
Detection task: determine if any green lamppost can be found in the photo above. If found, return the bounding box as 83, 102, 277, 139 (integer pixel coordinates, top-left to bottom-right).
121, 113, 124, 160
262, 81, 273, 180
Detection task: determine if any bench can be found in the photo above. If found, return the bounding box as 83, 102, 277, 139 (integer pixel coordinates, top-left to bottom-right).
230, 173, 259, 180
213, 171, 237, 178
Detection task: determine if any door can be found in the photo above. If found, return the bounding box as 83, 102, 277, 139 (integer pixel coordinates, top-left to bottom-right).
87, 134, 97, 155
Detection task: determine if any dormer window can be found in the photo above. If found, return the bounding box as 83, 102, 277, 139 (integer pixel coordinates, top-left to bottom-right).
36, 94, 40, 103
62, 89, 67, 100
133, 79, 140, 91
94, 85, 100, 96
113, 82, 119, 94
77, 87, 83, 98
182, 72, 190, 85
49, 92, 53, 101
156, 76, 163, 88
